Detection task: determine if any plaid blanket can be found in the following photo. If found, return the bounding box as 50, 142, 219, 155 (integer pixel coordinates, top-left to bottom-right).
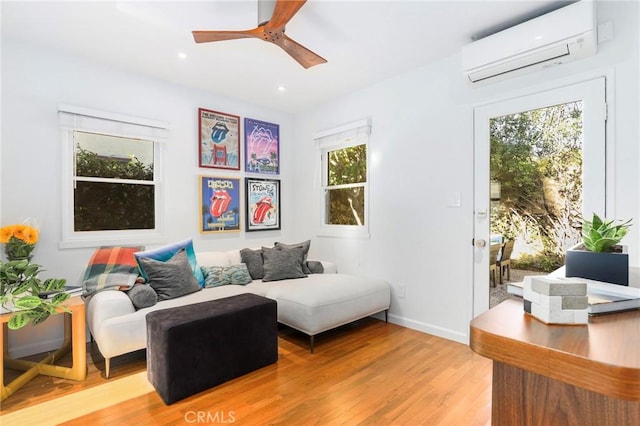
82, 246, 144, 297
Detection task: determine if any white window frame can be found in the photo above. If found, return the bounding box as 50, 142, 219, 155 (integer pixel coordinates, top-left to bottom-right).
59, 104, 168, 248
315, 120, 370, 239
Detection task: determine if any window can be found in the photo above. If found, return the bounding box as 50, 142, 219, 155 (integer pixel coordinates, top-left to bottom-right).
73, 131, 155, 231
59, 105, 168, 248
315, 120, 370, 238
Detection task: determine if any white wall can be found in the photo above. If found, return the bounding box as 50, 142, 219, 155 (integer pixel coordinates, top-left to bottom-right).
291, 0, 639, 343
1, 40, 294, 356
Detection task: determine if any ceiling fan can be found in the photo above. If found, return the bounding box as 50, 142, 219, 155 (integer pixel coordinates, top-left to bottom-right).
192, 0, 327, 69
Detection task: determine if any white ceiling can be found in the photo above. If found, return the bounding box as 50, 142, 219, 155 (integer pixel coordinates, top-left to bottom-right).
2, 0, 571, 113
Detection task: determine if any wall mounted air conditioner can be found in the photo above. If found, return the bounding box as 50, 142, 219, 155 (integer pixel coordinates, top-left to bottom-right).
462, 1, 597, 85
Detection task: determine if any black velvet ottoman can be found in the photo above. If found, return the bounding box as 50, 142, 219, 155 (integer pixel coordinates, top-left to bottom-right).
146, 293, 278, 404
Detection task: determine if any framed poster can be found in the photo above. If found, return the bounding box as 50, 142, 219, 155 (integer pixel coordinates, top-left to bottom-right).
244, 118, 279, 174
198, 108, 240, 170
200, 176, 241, 233
245, 178, 280, 232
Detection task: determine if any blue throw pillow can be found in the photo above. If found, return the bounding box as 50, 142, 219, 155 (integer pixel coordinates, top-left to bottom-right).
134, 239, 205, 286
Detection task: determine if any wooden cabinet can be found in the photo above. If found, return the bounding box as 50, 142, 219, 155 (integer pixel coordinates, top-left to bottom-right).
470, 299, 640, 425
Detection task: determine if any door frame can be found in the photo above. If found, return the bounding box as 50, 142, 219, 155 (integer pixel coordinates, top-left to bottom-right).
472, 76, 609, 318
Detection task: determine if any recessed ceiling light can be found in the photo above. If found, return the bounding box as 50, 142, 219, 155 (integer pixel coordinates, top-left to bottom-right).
277, 85, 286, 92
178, 52, 187, 60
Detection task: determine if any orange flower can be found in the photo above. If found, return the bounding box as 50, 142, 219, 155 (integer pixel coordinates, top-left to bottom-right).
0, 225, 15, 244
12, 224, 28, 242
22, 226, 39, 245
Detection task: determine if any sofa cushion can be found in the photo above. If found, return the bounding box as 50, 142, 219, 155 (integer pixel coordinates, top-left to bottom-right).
86, 284, 252, 361
240, 248, 264, 280
135, 239, 205, 286
262, 246, 307, 282
202, 264, 253, 287
137, 249, 202, 301
247, 274, 391, 335
275, 240, 312, 274
126, 283, 158, 309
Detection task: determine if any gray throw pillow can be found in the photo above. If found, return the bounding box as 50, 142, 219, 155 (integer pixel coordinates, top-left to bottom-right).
275, 240, 312, 274
262, 246, 307, 282
126, 283, 158, 309
240, 248, 264, 280
137, 249, 201, 301
306, 261, 325, 274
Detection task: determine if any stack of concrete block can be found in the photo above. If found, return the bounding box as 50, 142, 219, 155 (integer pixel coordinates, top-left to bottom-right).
523, 276, 589, 324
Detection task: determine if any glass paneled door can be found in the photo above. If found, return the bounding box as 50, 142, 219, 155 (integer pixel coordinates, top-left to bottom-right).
472, 78, 606, 317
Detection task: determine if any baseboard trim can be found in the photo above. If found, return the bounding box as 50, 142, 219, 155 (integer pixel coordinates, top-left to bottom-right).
387, 314, 469, 345
8, 314, 468, 357
8, 337, 66, 359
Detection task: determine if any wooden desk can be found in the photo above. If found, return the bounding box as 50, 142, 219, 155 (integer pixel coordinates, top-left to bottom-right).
470, 299, 640, 425
1, 296, 87, 401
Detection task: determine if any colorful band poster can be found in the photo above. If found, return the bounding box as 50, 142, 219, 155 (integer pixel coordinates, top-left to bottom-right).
199, 108, 240, 170
245, 178, 280, 232
244, 118, 279, 174
200, 176, 241, 233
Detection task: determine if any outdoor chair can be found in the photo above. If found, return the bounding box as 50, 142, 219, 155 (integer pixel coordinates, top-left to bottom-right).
489, 243, 502, 287
497, 240, 514, 285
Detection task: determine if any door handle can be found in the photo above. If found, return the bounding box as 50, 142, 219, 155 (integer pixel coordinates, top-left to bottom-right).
475, 239, 487, 248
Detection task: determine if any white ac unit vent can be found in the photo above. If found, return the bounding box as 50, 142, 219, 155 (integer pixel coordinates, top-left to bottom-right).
462, 1, 597, 85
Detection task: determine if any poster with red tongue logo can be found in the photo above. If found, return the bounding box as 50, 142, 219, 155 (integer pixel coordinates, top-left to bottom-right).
199, 176, 241, 233
245, 178, 280, 232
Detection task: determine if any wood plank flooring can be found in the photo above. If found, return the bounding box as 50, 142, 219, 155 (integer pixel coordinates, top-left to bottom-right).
1, 318, 492, 425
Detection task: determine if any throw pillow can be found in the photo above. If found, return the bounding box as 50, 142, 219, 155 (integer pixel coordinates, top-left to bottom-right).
275, 240, 312, 274
240, 248, 264, 280
306, 261, 325, 274
202, 264, 253, 288
135, 239, 205, 286
262, 246, 307, 282
137, 249, 202, 301
126, 283, 158, 309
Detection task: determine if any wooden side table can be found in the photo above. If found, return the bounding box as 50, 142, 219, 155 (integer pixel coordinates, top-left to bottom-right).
1, 295, 87, 401
470, 298, 640, 425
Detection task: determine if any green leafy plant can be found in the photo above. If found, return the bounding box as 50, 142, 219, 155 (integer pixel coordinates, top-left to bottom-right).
582, 213, 632, 253
0, 259, 69, 330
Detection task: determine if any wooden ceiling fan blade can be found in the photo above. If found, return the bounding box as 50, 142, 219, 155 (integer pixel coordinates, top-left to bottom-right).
271, 34, 327, 69
192, 29, 258, 43
268, 0, 307, 28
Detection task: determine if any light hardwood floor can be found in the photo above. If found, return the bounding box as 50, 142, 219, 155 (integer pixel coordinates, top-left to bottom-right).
1, 319, 493, 425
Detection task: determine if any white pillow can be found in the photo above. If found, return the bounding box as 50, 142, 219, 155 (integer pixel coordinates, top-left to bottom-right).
196, 251, 232, 267
225, 249, 242, 265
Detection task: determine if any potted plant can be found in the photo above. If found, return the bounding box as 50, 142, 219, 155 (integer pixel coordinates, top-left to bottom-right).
1, 223, 69, 329
565, 213, 632, 286
0, 259, 69, 329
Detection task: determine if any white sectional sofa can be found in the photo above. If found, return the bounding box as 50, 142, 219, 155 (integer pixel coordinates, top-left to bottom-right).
86, 249, 391, 377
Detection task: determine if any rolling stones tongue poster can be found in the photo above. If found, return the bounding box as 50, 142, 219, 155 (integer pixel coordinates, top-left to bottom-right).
200, 176, 241, 233
245, 178, 281, 232
244, 118, 279, 175
198, 108, 240, 170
